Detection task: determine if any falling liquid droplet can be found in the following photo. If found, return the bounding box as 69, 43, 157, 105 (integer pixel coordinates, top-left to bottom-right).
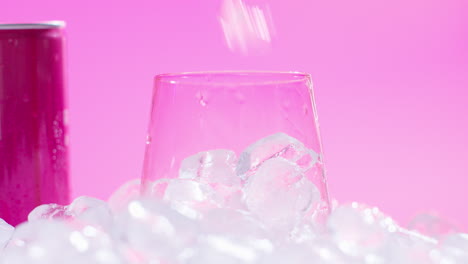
146, 135, 152, 145
219, 0, 276, 55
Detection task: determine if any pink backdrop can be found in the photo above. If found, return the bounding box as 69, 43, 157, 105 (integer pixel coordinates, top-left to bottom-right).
2, 0, 467, 230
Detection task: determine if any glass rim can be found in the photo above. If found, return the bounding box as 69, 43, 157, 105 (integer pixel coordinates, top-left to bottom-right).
0, 21, 65, 30
154, 71, 311, 86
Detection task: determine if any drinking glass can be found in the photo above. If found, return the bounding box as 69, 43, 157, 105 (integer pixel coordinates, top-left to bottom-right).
142, 71, 330, 212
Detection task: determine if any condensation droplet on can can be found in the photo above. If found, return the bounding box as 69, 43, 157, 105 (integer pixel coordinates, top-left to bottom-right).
146, 135, 152, 145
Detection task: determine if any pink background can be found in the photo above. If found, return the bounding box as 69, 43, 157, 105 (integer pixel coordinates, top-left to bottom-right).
2, 0, 467, 230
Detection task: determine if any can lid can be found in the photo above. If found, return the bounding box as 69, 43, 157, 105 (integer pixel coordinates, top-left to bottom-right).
0, 21, 65, 30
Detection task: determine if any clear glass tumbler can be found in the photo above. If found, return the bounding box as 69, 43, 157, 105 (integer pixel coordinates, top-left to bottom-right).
142, 71, 330, 214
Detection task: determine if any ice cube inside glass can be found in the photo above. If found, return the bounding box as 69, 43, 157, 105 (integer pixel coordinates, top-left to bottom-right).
142, 72, 330, 216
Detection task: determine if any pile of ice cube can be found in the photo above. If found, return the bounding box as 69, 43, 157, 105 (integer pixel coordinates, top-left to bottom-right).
0, 133, 467, 264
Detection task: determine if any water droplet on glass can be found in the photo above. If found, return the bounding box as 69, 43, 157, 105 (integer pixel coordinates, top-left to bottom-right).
199, 98, 207, 107
303, 104, 309, 115
196, 91, 208, 107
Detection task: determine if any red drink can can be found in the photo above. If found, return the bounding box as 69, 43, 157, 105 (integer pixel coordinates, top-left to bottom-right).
0, 22, 70, 225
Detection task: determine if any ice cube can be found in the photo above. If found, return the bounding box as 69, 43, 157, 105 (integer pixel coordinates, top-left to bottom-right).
147, 178, 170, 200
179, 149, 240, 187
237, 133, 319, 179
179, 207, 272, 263
28, 204, 71, 221
68, 196, 114, 230
108, 179, 142, 213
441, 233, 468, 253
185, 234, 273, 264
151, 178, 222, 219
289, 224, 317, 244
28, 196, 113, 231
327, 202, 399, 256
244, 157, 321, 235
164, 179, 209, 203
114, 199, 199, 263
1, 220, 123, 264
179, 149, 247, 210
0, 218, 14, 251
208, 183, 246, 210
407, 213, 458, 238
306, 238, 355, 264
377, 228, 438, 264
259, 244, 322, 264
147, 179, 207, 219
435, 233, 468, 263
2, 220, 77, 264
200, 209, 268, 239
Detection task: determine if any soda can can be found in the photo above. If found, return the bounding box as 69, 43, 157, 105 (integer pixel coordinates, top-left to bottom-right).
0, 22, 69, 225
